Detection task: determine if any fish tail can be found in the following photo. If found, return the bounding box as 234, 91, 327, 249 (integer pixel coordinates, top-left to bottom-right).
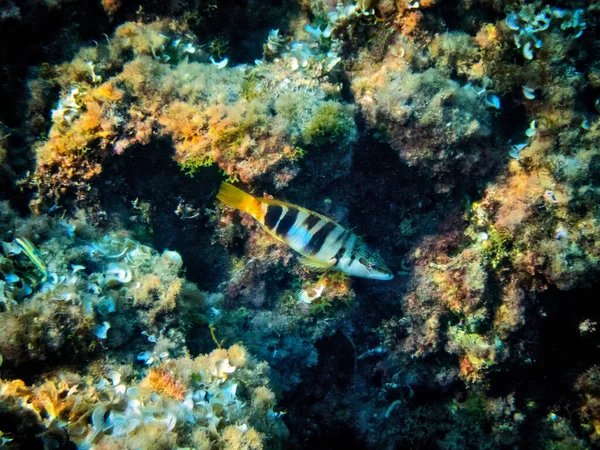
217, 182, 263, 220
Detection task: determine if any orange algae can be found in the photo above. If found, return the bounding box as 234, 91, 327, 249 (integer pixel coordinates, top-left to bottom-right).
27, 20, 356, 209
145, 367, 187, 401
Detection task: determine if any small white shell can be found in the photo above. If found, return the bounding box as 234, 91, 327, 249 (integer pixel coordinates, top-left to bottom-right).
104, 263, 132, 286
485, 93, 501, 110
555, 224, 568, 240
71, 264, 86, 273
322, 24, 333, 38
95, 321, 111, 339
160, 412, 177, 433
142, 330, 157, 343
289, 57, 299, 71
344, 4, 358, 17
91, 406, 107, 432
108, 412, 140, 437
514, 33, 522, 49
126, 386, 140, 397
505, 14, 520, 31
305, 24, 322, 39
182, 398, 194, 411
1, 241, 22, 256
522, 86, 536, 100
97, 296, 116, 315
4, 273, 19, 284
108, 371, 121, 386
509, 142, 528, 159
137, 351, 154, 364
162, 250, 182, 263
210, 56, 229, 69
324, 56, 341, 73
523, 42, 534, 60
525, 120, 537, 137
183, 43, 196, 54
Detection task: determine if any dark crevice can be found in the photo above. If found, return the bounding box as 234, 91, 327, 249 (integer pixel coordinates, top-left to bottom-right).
486, 281, 600, 445
96, 138, 229, 291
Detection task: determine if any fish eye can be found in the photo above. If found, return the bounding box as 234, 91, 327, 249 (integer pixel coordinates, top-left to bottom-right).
359, 257, 378, 271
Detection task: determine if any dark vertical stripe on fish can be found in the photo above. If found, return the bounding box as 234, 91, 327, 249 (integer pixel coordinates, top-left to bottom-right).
305, 221, 336, 255
334, 232, 352, 261
264, 205, 283, 230
302, 214, 321, 231
333, 229, 348, 246
348, 237, 360, 266
276, 207, 299, 237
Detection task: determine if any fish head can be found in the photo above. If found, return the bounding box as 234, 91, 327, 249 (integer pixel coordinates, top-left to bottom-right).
342, 244, 394, 280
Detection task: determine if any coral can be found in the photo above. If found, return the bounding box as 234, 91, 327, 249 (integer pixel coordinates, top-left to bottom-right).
0, 345, 284, 449
0, 204, 218, 371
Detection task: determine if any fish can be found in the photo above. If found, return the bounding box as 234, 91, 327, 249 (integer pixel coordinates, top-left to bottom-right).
216, 182, 394, 280
15, 237, 48, 282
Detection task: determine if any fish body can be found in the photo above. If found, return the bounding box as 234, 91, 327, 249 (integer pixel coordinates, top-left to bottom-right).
217, 182, 393, 280
15, 237, 48, 282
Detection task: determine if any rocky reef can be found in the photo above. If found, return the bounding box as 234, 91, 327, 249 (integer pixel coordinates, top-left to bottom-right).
1, 0, 600, 448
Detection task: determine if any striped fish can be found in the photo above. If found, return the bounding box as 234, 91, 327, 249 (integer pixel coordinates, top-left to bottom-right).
217, 182, 393, 280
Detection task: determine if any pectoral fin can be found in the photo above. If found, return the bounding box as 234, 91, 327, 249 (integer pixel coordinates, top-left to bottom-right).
299, 256, 336, 272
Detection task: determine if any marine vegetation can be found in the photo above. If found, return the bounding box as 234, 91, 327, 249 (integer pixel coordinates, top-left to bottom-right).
1, 0, 600, 448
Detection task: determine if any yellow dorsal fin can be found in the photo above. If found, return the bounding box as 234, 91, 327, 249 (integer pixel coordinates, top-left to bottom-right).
217, 182, 263, 220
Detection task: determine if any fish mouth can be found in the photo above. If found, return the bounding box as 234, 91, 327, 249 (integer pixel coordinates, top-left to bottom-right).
373, 272, 394, 281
